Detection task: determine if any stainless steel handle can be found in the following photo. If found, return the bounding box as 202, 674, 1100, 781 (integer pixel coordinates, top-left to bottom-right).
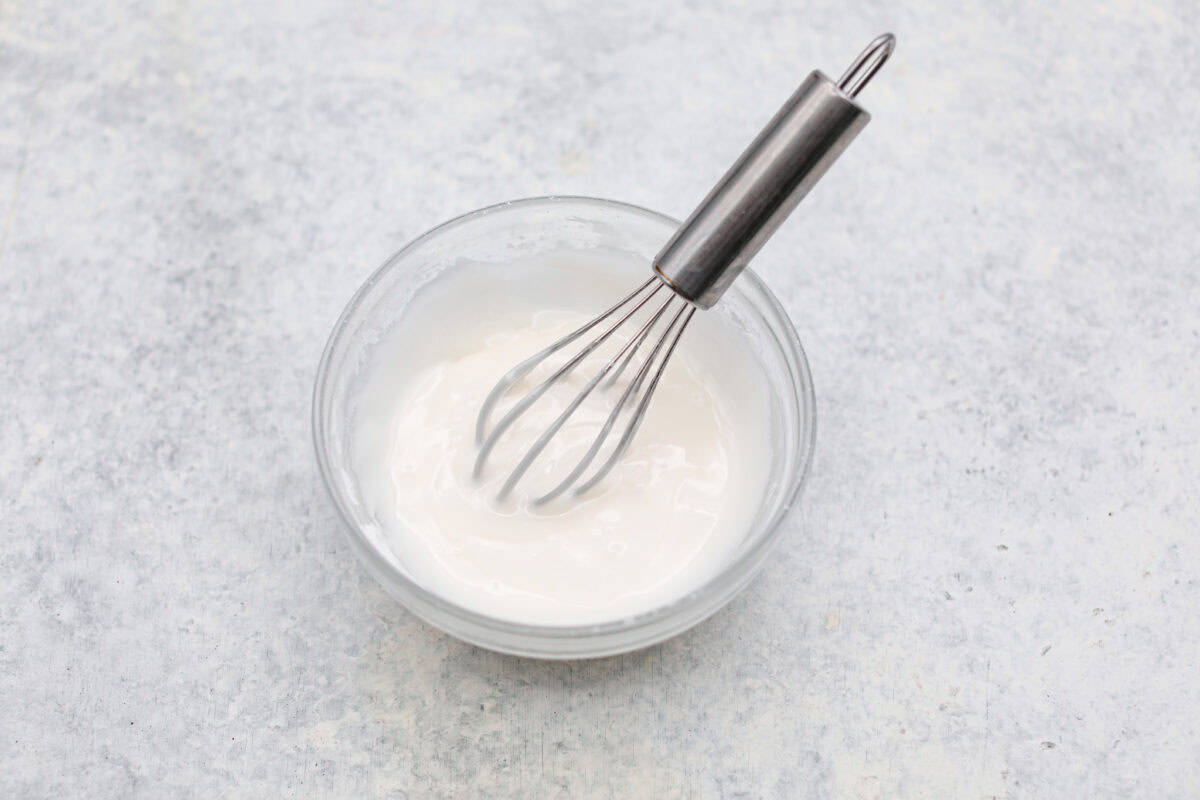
654, 34, 895, 308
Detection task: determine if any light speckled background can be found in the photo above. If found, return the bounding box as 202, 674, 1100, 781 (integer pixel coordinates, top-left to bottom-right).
2, 0, 1198, 797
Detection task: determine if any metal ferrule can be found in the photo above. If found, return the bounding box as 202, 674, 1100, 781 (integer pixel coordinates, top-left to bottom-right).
654, 38, 890, 308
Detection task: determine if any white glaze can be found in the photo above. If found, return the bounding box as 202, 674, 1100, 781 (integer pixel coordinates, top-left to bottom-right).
351, 252, 774, 625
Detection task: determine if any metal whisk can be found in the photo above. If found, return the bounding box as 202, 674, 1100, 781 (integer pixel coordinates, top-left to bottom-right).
475, 33, 896, 503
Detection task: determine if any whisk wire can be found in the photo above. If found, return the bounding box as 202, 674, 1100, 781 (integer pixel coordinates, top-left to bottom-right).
474, 276, 659, 447
495, 293, 680, 500
572, 304, 696, 496
473, 278, 664, 482
533, 299, 690, 505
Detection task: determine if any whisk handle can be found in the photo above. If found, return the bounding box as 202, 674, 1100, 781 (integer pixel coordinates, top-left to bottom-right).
654, 34, 894, 309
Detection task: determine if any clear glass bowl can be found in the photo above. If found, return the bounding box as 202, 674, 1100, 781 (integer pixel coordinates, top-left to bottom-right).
312, 196, 816, 659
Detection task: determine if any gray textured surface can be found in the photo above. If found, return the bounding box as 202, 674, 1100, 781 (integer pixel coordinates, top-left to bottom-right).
3, 0, 1199, 797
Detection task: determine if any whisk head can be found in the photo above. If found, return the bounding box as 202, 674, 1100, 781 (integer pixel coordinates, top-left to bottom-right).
473, 276, 695, 504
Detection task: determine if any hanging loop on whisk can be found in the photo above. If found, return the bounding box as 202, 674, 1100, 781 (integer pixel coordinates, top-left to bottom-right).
837, 33, 896, 98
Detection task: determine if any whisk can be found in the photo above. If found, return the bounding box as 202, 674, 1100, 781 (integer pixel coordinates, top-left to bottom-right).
475, 33, 895, 503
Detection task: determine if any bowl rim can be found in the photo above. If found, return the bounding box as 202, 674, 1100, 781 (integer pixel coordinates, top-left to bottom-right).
312, 194, 817, 646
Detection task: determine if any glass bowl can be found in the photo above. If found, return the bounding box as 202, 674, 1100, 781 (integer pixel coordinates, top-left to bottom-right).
313, 196, 816, 659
